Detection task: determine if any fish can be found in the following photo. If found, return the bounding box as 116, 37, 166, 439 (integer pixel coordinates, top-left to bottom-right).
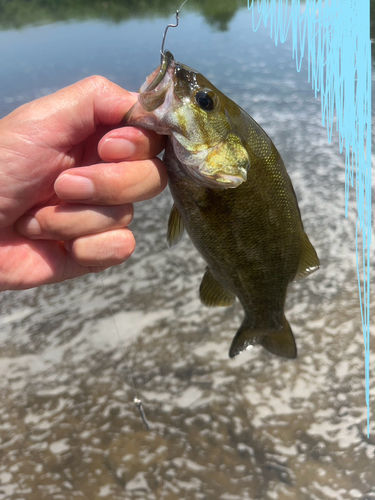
125, 50, 319, 359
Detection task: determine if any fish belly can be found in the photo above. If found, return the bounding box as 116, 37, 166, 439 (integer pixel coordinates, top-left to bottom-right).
167, 168, 302, 332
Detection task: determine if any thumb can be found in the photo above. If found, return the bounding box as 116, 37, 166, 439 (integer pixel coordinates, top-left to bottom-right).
6, 76, 137, 150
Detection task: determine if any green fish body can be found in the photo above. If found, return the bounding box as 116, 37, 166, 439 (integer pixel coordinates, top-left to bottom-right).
125, 51, 319, 359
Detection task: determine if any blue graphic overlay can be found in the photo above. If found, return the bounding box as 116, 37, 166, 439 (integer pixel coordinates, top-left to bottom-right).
248, 0, 372, 436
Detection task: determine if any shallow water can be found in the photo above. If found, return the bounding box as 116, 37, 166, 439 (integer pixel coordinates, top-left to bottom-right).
0, 6, 374, 500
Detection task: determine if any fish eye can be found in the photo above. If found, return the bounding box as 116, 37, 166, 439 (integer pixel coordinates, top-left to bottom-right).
195, 90, 215, 111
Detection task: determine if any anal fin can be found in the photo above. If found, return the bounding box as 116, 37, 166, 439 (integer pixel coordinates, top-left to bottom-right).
167, 203, 184, 248
199, 268, 236, 307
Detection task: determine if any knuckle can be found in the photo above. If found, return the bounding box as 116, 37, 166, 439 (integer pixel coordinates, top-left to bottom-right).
37, 215, 53, 235
107, 204, 134, 227
70, 229, 135, 266
81, 75, 112, 94
123, 204, 134, 225
111, 229, 135, 261
39, 213, 69, 239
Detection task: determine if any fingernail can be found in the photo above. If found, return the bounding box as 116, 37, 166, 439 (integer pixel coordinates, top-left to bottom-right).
102, 138, 136, 159
19, 216, 41, 236
55, 175, 95, 200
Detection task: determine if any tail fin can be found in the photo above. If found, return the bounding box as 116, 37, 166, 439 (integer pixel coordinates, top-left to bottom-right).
229, 316, 297, 359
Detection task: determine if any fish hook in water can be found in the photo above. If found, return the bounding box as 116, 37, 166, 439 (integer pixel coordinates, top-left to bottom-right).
134, 397, 150, 430
160, 0, 189, 62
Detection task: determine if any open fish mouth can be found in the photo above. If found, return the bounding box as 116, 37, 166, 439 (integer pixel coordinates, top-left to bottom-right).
124, 51, 176, 132
140, 50, 174, 93
137, 51, 176, 113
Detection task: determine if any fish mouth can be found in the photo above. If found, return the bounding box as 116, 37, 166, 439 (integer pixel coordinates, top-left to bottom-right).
140, 50, 174, 93
138, 51, 175, 113
124, 52, 200, 135
124, 51, 176, 131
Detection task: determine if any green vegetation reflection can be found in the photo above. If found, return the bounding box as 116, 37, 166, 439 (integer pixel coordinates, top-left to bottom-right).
1, 0, 373, 61
0, 0, 243, 30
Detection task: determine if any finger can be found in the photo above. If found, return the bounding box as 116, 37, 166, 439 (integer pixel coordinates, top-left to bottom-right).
16, 203, 134, 241
0, 77, 139, 228
66, 228, 135, 267
54, 158, 167, 204
98, 126, 166, 162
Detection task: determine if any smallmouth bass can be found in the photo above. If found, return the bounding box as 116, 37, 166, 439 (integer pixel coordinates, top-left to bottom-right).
125, 51, 319, 359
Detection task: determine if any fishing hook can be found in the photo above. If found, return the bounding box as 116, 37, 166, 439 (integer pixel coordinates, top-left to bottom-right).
134, 397, 150, 430
160, 0, 189, 63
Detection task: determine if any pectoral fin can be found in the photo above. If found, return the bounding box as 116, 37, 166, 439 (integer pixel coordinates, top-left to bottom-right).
294, 232, 320, 281
167, 204, 184, 248
229, 316, 297, 359
199, 268, 236, 307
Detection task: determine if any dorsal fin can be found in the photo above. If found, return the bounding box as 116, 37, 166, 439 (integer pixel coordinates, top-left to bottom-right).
199, 268, 236, 307
167, 203, 184, 247
294, 232, 320, 281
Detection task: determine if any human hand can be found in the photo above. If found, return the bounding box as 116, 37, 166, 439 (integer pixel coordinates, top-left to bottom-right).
0, 76, 167, 291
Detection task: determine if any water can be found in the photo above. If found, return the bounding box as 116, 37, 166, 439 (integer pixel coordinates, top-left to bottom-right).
0, 5, 374, 500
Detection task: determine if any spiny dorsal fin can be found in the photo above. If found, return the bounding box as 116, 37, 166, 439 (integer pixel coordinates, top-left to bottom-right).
199, 268, 236, 307
294, 232, 320, 281
229, 315, 297, 359
167, 203, 184, 248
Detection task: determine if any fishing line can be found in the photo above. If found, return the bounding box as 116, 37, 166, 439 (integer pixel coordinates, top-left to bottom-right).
97, 267, 151, 431
92, 0, 192, 432
160, 0, 189, 61
95, 225, 201, 430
